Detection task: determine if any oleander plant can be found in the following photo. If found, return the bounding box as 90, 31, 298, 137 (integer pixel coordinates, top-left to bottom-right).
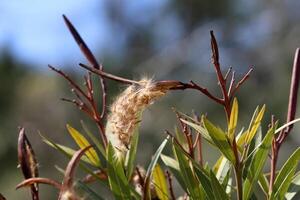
13, 15, 300, 200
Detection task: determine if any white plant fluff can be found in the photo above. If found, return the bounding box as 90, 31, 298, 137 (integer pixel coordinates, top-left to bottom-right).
105, 78, 176, 159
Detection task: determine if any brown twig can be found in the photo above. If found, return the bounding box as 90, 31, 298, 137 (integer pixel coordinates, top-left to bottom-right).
174, 111, 194, 158
79, 63, 140, 85
16, 178, 61, 190
166, 170, 176, 200
230, 68, 253, 99
63, 15, 108, 119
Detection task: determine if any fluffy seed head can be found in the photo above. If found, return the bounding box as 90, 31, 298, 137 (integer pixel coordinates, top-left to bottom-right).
105, 78, 174, 158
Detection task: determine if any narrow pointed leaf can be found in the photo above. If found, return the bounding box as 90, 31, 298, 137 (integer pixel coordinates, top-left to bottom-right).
107, 143, 131, 200
160, 154, 187, 192
144, 137, 169, 199
180, 119, 215, 145
243, 124, 275, 200
67, 124, 101, 167
81, 120, 105, 157
125, 131, 139, 180
152, 164, 169, 200
203, 118, 236, 164
173, 142, 203, 199
194, 166, 215, 199
228, 98, 238, 141
273, 148, 300, 199
74, 181, 105, 200
210, 170, 229, 200
245, 105, 265, 144
213, 156, 231, 182
258, 174, 269, 196
43, 140, 93, 166
285, 172, 300, 200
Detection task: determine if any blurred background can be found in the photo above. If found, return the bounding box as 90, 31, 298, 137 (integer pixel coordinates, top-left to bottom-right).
1, 0, 300, 199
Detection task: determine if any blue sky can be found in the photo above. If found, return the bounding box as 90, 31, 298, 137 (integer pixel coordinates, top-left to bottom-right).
0, 1, 112, 69
0, 0, 170, 70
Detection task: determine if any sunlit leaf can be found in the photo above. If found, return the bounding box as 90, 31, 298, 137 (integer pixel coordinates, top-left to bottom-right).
173, 142, 203, 199
67, 124, 101, 167
245, 105, 265, 144
243, 124, 275, 200
152, 164, 169, 200
272, 148, 300, 199
275, 118, 300, 134
210, 170, 229, 200
203, 117, 236, 164
193, 165, 215, 199
285, 172, 300, 200
107, 143, 131, 200
144, 137, 169, 199
125, 131, 139, 180
160, 154, 187, 192
180, 119, 215, 146
81, 120, 106, 157
228, 98, 238, 141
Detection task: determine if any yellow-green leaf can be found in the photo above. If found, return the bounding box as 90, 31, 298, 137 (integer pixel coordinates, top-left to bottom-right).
245, 105, 265, 144
152, 164, 169, 200
203, 117, 236, 164
228, 98, 238, 141
67, 124, 100, 167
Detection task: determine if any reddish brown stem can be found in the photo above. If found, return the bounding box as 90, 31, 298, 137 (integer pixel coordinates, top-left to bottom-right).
63, 14, 108, 121
269, 48, 300, 195
166, 170, 176, 200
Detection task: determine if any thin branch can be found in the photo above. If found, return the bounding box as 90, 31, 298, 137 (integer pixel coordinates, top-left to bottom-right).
224, 67, 233, 81
210, 31, 231, 119
227, 71, 236, 97
63, 14, 108, 121
16, 178, 61, 190
166, 170, 176, 200
171, 80, 224, 104
79, 63, 140, 85
230, 68, 253, 98
49, 65, 89, 100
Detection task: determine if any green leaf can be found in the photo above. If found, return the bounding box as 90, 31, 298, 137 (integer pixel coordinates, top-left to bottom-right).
245, 105, 265, 144
243, 124, 275, 200
228, 98, 238, 141
106, 143, 131, 200
125, 131, 139, 180
81, 120, 106, 157
144, 137, 169, 199
152, 164, 169, 200
175, 127, 189, 151
272, 148, 300, 199
67, 124, 101, 167
213, 156, 231, 182
173, 142, 203, 199
193, 166, 215, 200
285, 172, 300, 200
74, 181, 105, 200
210, 170, 229, 200
180, 119, 215, 146
160, 154, 187, 192
258, 174, 269, 196
203, 117, 236, 164
41, 133, 108, 186
43, 140, 93, 165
